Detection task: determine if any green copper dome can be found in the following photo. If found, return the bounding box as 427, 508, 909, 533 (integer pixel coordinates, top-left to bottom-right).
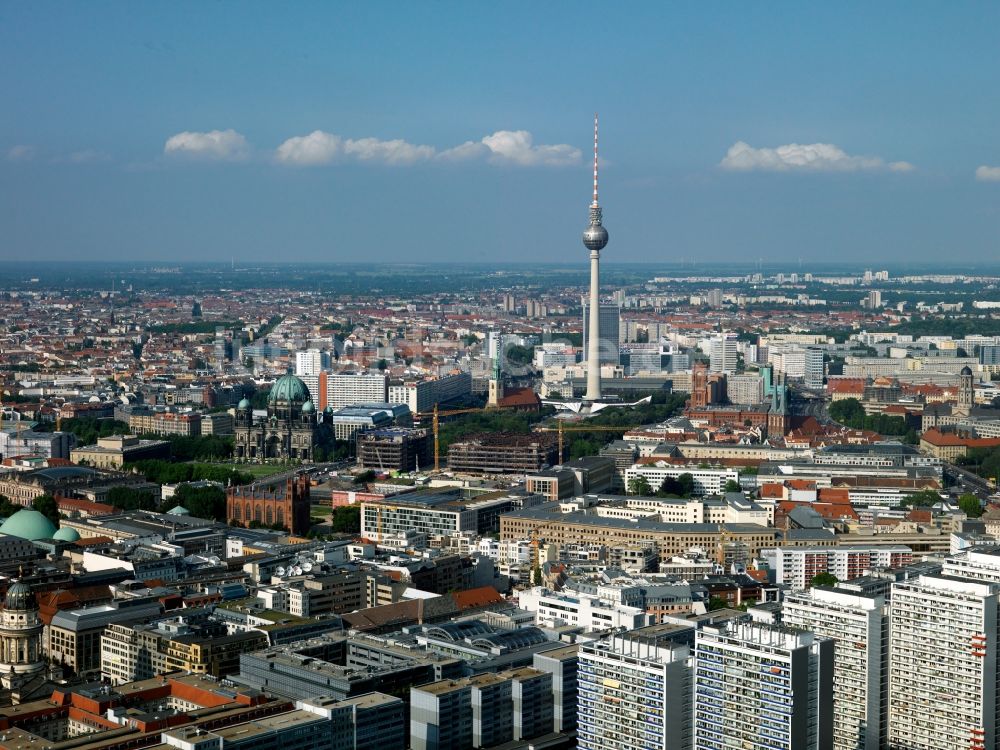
53, 527, 80, 542
0, 509, 57, 541
4, 580, 36, 611
268, 374, 311, 404
237, 398, 251, 410
302, 400, 315, 413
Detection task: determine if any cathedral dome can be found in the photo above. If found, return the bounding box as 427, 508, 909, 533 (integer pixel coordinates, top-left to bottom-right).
0, 510, 56, 541
53, 527, 80, 542
268, 375, 311, 404
237, 398, 251, 410
4, 581, 36, 611
302, 400, 315, 413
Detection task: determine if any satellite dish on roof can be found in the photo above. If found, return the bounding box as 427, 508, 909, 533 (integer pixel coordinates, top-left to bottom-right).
301, 562, 313, 572
275, 567, 286, 577
292, 566, 302, 576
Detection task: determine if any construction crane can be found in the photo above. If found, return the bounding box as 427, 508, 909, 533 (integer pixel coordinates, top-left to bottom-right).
534, 420, 641, 463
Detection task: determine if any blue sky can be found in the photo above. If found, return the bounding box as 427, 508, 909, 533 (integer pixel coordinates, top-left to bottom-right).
2, 2, 999, 265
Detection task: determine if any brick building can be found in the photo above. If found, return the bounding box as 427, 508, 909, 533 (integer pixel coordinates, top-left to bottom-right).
227, 474, 311, 535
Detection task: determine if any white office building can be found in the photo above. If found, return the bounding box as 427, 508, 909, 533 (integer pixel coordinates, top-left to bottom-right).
578, 625, 694, 750
708, 335, 738, 374
516, 587, 651, 632
770, 346, 825, 389
888, 574, 1000, 750
694, 621, 833, 750
295, 349, 330, 377
782, 587, 888, 750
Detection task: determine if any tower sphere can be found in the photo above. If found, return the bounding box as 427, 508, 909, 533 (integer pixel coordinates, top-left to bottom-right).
583, 224, 609, 252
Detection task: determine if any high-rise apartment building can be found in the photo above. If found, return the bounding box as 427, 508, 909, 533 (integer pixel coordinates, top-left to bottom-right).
782, 587, 888, 750
581, 302, 621, 365
709, 335, 738, 374
295, 349, 330, 377
694, 621, 833, 750
727, 373, 764, 405
578, 624, 694, 750
888, 574, 1000, 750
299, 372, 388, 412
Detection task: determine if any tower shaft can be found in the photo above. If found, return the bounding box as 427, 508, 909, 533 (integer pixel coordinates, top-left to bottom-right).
585, 250, 602, 400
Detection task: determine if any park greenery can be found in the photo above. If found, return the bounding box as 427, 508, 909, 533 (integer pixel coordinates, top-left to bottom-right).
827, 398, 913, 440
127, 459, 252, 487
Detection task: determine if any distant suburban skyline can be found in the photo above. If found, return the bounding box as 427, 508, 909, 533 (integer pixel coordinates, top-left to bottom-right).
2, 2, 999, 264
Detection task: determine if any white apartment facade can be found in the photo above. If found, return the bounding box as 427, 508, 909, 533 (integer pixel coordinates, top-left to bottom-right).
773, 546, 912, 589
782, 587, 888, 750
889, 574, 1000, 750
578, 630, 693, 750
694, 622, 833, 750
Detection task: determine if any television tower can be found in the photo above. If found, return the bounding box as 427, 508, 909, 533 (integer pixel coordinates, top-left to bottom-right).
583, 113, 609, 401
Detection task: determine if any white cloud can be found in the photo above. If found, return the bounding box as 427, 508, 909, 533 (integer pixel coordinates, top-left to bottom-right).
479, 130, 581, 166
164, 129, 248, 161
436, 140, 489, 162
976, 165, 1000, 182
276, 129, 579, 167
342, 137, 434, 165
274, 130, 342, 165
275, 131, 433, 166
6, 145, 35, 162
720, 141, 911, 173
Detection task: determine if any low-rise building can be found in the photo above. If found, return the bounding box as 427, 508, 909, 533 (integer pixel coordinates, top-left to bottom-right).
70, 435, 170, 469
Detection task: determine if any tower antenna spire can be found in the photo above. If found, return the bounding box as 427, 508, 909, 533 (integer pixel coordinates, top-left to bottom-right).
593, 112, 599, 208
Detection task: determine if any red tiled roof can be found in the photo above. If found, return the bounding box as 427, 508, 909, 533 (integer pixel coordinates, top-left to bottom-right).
451, 585, 504, 610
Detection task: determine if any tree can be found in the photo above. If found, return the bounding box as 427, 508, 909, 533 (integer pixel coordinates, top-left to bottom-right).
330, 505, 361, 534
655, 473, 696, 498
724, 479, 742, 493
810, 572, 839, 588
628, 476, 653, 496
377, 358, 388, 371
959, 493, 984, 518
707, 596, 729, 611
170, 485, 227, 521
32, 495, 60, 527
505, 345, 534, 366
107, 486, 157, 511
532, 564, 543, 587
901, 489, 942, 508
354, 470, 377, 485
